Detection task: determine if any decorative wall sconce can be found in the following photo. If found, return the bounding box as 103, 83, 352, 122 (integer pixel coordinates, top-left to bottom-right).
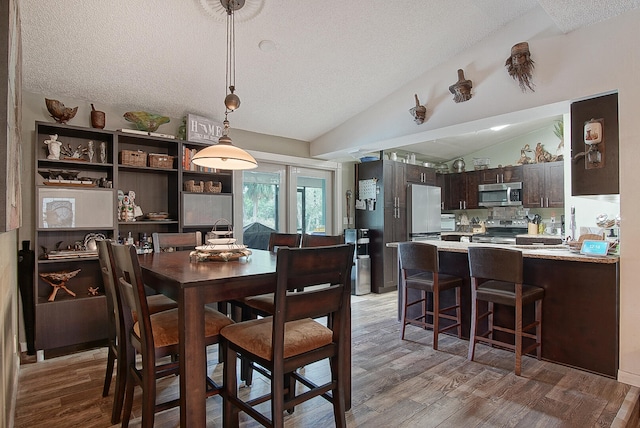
449, 69, 473, 103
584, 118, 604, 169
409, 94, 427, 124
573, 118, 604, 169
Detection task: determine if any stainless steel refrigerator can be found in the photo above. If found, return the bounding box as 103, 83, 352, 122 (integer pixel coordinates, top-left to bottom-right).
407, 184, 442, 241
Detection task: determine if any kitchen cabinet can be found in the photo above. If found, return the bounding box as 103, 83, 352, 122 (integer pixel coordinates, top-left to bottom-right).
406, 163, 436, 185
522, 161, 564, 208
356, 160, 407, 293
443, 171, 479, 210
478, 165, 523, 184
33, 121, 234, 354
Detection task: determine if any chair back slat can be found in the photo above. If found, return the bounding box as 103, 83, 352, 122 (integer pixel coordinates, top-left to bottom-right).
152, 231, 202, 253
267, 233, 301, 252
97, 240, 117, 340
468, 246, 523, 284
109, 242, 154, 354
398, 242, 438, 273
273, 244, 354, 324
301, 234, 344, 247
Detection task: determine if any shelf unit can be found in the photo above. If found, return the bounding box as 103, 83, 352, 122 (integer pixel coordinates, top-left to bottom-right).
33, 121, 235, 353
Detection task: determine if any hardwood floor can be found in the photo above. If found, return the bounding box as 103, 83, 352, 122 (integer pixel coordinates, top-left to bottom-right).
14, 292, 638, 427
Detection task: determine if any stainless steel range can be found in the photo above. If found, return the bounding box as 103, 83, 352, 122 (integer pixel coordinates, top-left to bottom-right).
472, 218, 528, 244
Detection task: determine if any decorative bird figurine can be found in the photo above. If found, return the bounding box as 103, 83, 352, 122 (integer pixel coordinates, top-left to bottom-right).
123, 111, 170, 132
45, 98, 78, 124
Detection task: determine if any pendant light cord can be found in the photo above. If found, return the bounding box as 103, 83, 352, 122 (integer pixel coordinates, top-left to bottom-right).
226, 2, 236, 109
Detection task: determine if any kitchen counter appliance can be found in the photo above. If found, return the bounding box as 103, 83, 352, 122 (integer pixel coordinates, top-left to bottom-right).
478, 182, 523, 207
472, 218, 528, 244
344, 228, 371, 295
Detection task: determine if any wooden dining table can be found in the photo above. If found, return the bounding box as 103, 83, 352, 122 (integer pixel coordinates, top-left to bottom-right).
138, 249, 352, 427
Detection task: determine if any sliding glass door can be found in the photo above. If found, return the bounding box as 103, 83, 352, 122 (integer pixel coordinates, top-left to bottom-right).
240, 163, 334, 249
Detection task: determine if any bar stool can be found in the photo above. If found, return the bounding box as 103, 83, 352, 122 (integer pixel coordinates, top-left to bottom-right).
467, 246, 544, 376
398, 242, 463, 350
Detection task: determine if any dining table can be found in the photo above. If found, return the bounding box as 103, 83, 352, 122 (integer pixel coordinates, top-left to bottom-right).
138, 249, 352, 427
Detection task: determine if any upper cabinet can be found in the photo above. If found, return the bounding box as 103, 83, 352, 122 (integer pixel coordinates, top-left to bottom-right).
478, 166, 523, 184
522, 161, 564, 208
442, 171, 479, 210
406, 163, 436, 185
570, 92, 619, 196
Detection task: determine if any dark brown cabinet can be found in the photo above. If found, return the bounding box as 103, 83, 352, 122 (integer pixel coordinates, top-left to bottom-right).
443, 171, 479, 210
478, 165, 523, 184
406, 163, 436, 185
33, 121, 234, 354
522, 161, 564, 208
356, 160, 409, 293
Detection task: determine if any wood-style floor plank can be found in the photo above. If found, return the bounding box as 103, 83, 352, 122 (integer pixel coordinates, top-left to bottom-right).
14, 292, 634, 427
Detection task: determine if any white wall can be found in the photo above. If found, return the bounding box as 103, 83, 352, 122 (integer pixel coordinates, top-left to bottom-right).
314, 6, 640, 385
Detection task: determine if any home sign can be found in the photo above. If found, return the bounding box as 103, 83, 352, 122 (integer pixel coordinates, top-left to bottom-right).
187, 114, 223, 144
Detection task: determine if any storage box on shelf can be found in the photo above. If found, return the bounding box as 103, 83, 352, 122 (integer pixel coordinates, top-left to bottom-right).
148, 153, 174, 168
33, 121, 235, 356
119, 149, 147, 167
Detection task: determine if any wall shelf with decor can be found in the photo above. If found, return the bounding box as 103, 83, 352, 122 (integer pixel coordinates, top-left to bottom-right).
33, 121, 235, 355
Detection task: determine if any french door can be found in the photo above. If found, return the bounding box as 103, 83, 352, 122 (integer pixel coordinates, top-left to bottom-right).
239, 162, 334, 249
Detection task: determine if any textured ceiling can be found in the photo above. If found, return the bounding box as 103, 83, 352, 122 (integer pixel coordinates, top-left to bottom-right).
19, 0, 640, 160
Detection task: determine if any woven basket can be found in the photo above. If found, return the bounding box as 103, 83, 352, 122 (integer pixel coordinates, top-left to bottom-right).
119, 150, 147, 167
203, 181, 222, 193
148, 153, 174, 168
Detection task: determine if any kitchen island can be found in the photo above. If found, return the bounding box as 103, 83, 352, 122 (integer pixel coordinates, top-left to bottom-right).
390, 241, 620, 378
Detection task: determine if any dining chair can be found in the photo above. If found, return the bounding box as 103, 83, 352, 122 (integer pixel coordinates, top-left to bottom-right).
108, 241, 233, 428
301, 233, 344, 247
151, 231, 202, 253
398, 241, 463, 350
97, 239, 178, 424
221, 244, 355, 428
267, 232, 302, 252
467, 246, 544, 376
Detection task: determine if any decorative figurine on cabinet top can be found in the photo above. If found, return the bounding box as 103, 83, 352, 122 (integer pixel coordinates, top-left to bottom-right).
45, 98, 78, 124
123, 111, 170, 132
505, 41, 535, 92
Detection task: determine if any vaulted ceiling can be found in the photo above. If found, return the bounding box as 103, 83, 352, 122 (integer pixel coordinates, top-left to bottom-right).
19, 0, 640, 161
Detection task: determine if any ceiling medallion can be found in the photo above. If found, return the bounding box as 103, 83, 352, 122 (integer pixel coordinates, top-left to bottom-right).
198, 0, 264, 22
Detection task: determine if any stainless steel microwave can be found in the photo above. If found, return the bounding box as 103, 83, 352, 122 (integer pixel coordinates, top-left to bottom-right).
478, 182, 523, 207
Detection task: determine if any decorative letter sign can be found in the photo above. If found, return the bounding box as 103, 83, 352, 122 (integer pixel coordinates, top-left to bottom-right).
186, 114, 223, 144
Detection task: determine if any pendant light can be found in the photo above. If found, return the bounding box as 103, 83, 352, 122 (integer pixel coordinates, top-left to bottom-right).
191, 0, 258, 170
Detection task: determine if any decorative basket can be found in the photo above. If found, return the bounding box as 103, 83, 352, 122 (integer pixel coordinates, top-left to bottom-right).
184, 179, 204, 192
119, 150, 147, 167
203, 181, 222, 193
148, 153, 174, 168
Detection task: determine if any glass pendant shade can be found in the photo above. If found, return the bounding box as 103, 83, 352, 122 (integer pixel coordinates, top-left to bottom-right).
191, 135, 257, 170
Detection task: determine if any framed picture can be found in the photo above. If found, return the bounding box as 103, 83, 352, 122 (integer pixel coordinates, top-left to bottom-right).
0, 0, 22, 231
186, 114, 223, 144
38, 188, 114, 229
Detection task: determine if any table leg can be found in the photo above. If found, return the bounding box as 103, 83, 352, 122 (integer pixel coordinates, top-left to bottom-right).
180, 287, 206, 427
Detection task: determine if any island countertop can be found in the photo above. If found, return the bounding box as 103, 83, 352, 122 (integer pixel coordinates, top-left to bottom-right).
388, 239, 620, 378
387, 240, 619, 264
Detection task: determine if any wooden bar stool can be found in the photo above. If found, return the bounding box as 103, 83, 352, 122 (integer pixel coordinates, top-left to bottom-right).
398, 242, 463, 350
467, 246, 544, 376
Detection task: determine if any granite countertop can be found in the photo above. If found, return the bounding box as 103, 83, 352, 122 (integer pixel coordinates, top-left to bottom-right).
388, 240, 619, 264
